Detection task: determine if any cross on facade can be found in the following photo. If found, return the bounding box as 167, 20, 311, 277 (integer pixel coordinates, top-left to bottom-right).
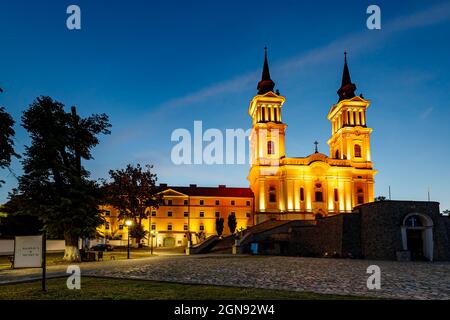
410, 216, 418, 228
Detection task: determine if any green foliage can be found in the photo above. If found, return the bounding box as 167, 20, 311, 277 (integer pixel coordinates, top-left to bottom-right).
215, 217, 224, 236
0, 106, 19, 186
228, 213, 237, 234
129, 223, 148, 241
10, 96, 110, 244
101, 163, 163, 242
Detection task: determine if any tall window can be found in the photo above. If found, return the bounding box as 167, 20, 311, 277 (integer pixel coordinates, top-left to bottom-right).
200, 199, 204, 205
269, 187, 276, 203
151, 224, 156, 230
315, 191, 323, 202
184, 199, 188, 205
300, 188, 305, 201
167, 199, 172, 205
334, 189, 339, 202
200, 212, 205, 217
335, 150, 340, 159
354, 144, 362, 158
267, 140, 275, 155
357, 195, 364, 204
167, 224, 172, 231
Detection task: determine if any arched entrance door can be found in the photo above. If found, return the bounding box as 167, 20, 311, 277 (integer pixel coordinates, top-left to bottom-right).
401, 213, 434, 261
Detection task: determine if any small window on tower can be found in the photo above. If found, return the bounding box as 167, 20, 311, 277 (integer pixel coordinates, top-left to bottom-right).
354, 144, 362, 158
267, 141, 275, 155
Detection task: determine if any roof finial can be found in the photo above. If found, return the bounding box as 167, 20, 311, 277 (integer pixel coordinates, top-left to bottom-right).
314, 141, 319, 154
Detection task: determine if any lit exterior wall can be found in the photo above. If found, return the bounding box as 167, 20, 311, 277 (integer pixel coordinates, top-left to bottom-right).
248, 92, 377, 222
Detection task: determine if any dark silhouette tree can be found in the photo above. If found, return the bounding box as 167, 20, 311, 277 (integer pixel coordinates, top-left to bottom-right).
11, 96, 110, 261
215, 217, 224, 237
227, 213, 237, 234
374, 196, 387, 201
101, 164, 163, 246
0, 104, 19, 186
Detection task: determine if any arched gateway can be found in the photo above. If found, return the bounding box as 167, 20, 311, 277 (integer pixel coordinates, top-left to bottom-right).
401, 213, 434, 261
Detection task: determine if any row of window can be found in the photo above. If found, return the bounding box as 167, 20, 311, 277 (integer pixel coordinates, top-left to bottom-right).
152, 224, 203, 232
151, 211, 252, 218
267, 188, 364, 204
166, 199, 251, 206
334, 145, 362, 160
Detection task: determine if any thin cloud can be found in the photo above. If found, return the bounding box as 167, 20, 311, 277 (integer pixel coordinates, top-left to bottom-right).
420, 107, 434, 119
110, 2, 450, 145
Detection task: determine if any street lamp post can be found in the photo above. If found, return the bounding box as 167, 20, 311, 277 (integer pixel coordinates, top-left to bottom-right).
125, 220, 133, 259
150, 230, 155, 255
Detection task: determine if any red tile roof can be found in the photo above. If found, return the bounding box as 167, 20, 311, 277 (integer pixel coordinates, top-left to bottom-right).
157, 185, 254, 198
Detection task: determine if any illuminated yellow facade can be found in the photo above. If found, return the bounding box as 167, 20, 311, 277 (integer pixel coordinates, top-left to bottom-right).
248, 50, 377, 223
99, 185, 254, 247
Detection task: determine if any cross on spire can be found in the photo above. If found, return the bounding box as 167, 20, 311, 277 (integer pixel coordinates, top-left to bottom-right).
314, 141, 319, 153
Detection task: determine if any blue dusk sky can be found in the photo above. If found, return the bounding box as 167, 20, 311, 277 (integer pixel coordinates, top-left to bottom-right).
0, 0, 449, 210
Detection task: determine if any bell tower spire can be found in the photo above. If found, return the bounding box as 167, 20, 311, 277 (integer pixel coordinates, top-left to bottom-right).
257, 47, 276, 95
337, 51, 357, 101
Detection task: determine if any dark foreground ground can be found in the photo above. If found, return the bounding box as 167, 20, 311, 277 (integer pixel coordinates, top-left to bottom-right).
0, 276, 366, 300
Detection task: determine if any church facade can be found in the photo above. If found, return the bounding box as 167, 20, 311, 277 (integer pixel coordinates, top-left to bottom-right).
248, 50, 377, 224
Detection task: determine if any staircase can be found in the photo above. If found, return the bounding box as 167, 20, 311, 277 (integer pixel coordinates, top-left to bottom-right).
194, 220, 295, 254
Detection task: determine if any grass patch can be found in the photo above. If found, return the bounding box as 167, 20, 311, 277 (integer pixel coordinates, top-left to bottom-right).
0, 277, 369, 300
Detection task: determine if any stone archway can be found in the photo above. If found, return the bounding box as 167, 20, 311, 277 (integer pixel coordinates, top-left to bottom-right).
401, 213, 434, 261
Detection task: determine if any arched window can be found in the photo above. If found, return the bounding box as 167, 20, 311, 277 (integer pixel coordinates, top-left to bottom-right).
354, 144, 362, 158
300, 188, 305, 201
267, 140, 275, 155
404, 215, 424, 228
335, 150, 340, 159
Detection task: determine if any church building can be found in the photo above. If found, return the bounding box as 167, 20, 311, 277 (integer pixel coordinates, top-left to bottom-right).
248, 49, 377, 223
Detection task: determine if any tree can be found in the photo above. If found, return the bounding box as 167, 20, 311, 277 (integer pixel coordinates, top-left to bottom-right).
228, 213, 237, 234
101, 164, 163, 246
443, 210, 450, 216
215, 217, 224, 237
375, 196, 387, 202
0, 197, 43, 238
0, 106, 19, 186
12, 96, 110, 262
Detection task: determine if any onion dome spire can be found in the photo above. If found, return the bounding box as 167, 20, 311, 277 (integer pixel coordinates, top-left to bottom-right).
337, 51, 357, 101
257, 47, 276, 95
